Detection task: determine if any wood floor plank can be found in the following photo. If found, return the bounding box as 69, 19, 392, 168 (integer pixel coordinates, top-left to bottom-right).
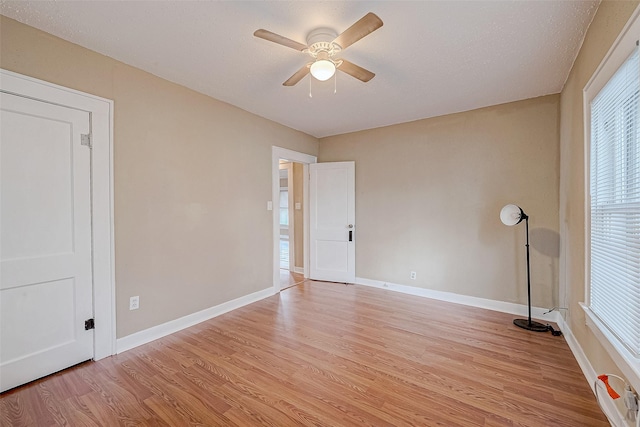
33, 382, 71, 426
1, 281, 609, 426
0, 393, 37, 427
62, 396, 105, 427
241, 368, 363, 427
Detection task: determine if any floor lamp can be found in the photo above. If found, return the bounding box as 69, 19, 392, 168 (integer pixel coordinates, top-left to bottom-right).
500, 204, 548, 332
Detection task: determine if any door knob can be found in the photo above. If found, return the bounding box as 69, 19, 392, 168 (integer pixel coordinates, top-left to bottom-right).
348, 224, 354, 229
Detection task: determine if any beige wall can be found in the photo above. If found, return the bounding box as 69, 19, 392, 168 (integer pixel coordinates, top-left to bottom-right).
319, 95, 560, 308
293, 163, 304, 270
0, 16, 319, 338
559, 1, 639, 378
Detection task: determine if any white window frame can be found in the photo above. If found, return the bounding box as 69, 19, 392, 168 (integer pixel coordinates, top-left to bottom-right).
582, 5, 640, 393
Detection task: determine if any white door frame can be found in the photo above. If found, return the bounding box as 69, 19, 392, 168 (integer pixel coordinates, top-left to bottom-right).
1, 69, 116, 360
271, 147, 316, 293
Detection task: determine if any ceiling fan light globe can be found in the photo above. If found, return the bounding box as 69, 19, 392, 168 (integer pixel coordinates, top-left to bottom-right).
500, 204, 524, 226
310, 59, 336, 81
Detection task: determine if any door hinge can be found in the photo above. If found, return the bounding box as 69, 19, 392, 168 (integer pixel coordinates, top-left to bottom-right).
81, 133, 92, 149
85, 318, 95, 330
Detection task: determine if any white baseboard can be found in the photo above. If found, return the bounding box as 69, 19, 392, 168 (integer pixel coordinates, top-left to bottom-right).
557, 316, 631, 427
292, 267, 304, 274
116, 287, 275, 354
355, 277, 559, 323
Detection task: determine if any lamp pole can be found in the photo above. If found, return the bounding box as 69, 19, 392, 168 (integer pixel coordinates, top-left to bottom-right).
525, 214, 532, 326
501, 204, 548, 332
512, 210, 547, 331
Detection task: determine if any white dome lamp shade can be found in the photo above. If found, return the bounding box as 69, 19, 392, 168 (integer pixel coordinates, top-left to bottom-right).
500, 204, 526, 226
500, 204, 548, 332
310, 59, 336, 81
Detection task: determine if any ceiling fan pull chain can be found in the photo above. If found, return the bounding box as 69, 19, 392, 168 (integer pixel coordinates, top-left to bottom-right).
334, 71, 337, 94
309, 75, 313, 98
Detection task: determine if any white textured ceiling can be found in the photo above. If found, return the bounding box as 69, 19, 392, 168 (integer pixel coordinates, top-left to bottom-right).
0, 1, 599, 138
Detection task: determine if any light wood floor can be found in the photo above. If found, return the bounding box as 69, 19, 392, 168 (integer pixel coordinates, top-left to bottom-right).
280, 269, 305, 289
1, 281, 607, 426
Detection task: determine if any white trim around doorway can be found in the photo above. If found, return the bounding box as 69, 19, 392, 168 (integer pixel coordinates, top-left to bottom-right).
271, 147, 317, 293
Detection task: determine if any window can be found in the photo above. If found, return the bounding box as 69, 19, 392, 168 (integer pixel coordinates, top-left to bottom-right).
279, 188, 289, 227
589, 46, 640, 356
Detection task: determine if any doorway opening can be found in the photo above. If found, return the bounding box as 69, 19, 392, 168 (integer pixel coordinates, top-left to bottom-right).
272, 147, 317, 293
279, 160, 304, 289
278, 161, 293, 271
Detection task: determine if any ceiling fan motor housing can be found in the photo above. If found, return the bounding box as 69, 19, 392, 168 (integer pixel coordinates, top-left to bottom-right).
306, 27, 341, 58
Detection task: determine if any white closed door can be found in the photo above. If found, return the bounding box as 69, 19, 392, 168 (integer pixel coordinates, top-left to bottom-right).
1, 92, 94, 392
309, 161, 355, 283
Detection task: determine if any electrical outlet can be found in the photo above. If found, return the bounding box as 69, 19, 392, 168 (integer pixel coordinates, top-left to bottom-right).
129, 296, 140, 310
410, 271, 417, 280
624, 386, 638, 412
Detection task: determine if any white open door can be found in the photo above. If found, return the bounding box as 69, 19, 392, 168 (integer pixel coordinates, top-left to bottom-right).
309, 161, 355, 283
1, 92, 94, 392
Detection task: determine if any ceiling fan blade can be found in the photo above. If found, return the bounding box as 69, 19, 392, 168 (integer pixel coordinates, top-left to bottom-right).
332, 12, 383, 50
254, 29, 307, 51
283, 64, 311, 86
337, 59, 375, 82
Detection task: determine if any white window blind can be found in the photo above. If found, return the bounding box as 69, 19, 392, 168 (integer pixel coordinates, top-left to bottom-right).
590, 46, 640, 356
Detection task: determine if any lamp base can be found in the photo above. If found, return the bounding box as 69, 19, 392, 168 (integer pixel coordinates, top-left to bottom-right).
513, 318, 548, 332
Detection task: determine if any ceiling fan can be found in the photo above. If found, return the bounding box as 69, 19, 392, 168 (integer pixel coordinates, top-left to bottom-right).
254, 12, 383, 86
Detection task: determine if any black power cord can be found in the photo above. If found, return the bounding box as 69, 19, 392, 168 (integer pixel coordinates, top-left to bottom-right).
545, 324, 563, 336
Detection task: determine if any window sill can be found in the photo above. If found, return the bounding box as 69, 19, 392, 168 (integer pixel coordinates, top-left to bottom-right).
580, 303, 640, 393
